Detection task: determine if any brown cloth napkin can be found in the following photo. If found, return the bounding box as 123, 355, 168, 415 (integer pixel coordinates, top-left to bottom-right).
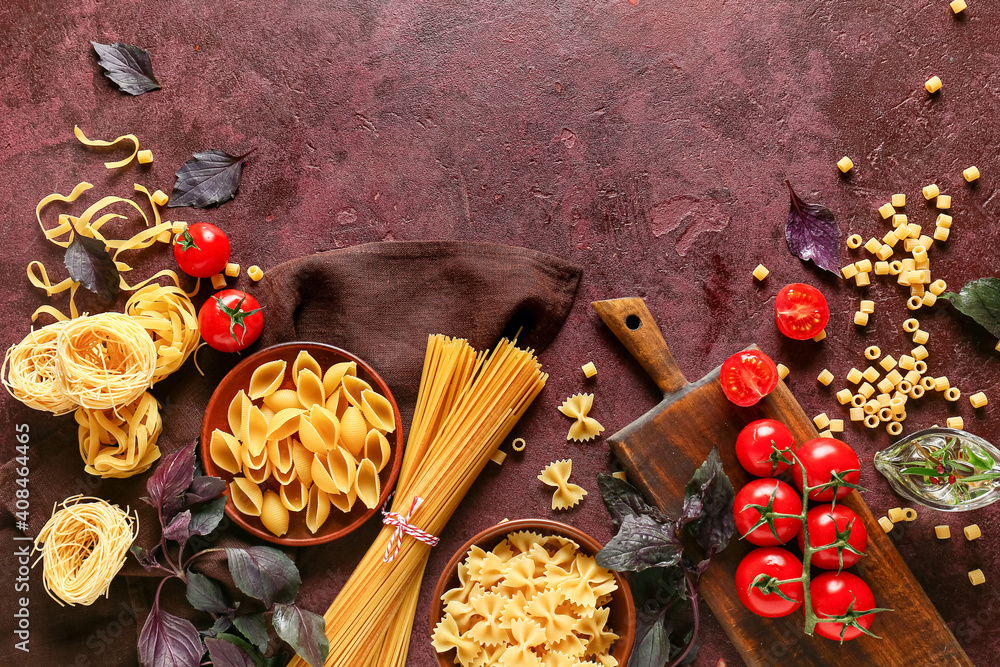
0, 240, 581, 667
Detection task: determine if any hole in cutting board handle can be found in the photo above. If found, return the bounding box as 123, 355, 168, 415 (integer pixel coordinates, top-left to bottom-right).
625, 314, 642, 331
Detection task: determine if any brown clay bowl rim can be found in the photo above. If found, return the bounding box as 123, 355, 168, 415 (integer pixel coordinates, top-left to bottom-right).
429, 518, 636, 666
199, 341, 405, 546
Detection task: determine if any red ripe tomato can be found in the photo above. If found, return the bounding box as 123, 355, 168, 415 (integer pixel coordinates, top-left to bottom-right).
173, 222, 231, 278
198, 289, 264, 353
721, 350, 779, 407
811, 572, 878, 642
735, 419, 796, 477
735, 547, 805, 618
774, 283, 829, 340
791, 437, 861, 501
734, 478, 802, 546
797, 504, 868, 570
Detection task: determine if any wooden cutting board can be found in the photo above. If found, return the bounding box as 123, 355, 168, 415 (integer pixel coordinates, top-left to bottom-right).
592, 297, 971, 667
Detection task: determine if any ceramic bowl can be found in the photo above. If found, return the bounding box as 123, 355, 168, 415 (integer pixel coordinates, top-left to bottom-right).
200, 341, 404, 546
429, 518, 636, 666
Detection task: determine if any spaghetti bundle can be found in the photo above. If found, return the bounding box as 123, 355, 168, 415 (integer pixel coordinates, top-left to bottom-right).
288, 335, 546, 667
1, 320, 75, 414
33, 495, 138, 606
55, 313, 157, 410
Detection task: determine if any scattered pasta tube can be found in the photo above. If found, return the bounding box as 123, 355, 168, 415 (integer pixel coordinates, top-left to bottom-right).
512, 437, 526, 452
490, 450, 507, 465
936, 195, 952, 209
865, 414, 879, 429
912, 345, 928, 361
612, 471, 627, 481
859, 382, 876, 399
934, 227, 951, 242
864, 400, 879, 415
970, 392, 988, 408
914, 360, 928, 374
923, 183, 940, 199
964, 524, 982, 541
890, 396, 906, 414
909, 384, 925, 399
850, 407, 865, 421
935, 525, 951, 539
907, 296, 922, 310
752, 264, 769, 281
921, 292, 937, 307
847, 234, 863, 248
947, 416, 964, 429
877, 377, 894, 394
929, 279, 947, 295
936, 214, 952, 229
879, 355, 897, 371
951, 0, 967, 13
851, 394, 866, 409
818, 430, 833, 439
836, 389, 853, 405
887, 507, 906, 523
211, 274, 227, 290
863, 367, 880, 383
846, 368, 864, 384
837, 156, 854, 173
817, 370, 834, 386
894, 214, 909, 230
876, 393, 892, 407
912, 245, 928, 262
898, 381, 913, 394
889, 261, 903, 275
225, 262, 241, 278
856, 272, 871, 287
878, 516, 894, 533
878, 407, 893, 422
892, 193, 906, 207
864, 238, 882, 254
860, 300, 875, 314
247, 265, 264, 281
581, 361, 597, 378
875, 261, 890, 275
865, 346, 881, 360
812, 330, 827, 342
777, 363, 789, 380
137, 150, 154, 164
854, 311, 869, 325
855, 259, 873, 273
933, 377, 950, 392
913, 329, 929, 345
886, 369, 903, 386
876, 245, 893, 260
969, 570, 986, 586
903, 508, 917, 521
887, 421, 902, 436
925, 75, 943, 92
151, 190, 169, 207
899, 355, 915, 370
829, 419, 844, 432
813, 413, 831, 429
842, 264, 859, 280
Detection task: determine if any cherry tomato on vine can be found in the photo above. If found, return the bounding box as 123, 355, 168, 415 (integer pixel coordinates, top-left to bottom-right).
198, 289, 264, 353
721, 349, 779, 407
173, 222, 231, 278
734, 478, 802, 546
735, 419, 796, 477
811, 572, 880, 642
735, 547, 804, 618
791, 437, 861, 501
774, 283, 829, 340
797, 504, 868, 570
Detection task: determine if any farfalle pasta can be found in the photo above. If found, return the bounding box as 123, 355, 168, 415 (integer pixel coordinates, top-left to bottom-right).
432, 531, 620, 667
538, 460, 587, 510
557, 393, 605, 442
209, 350, 396, 536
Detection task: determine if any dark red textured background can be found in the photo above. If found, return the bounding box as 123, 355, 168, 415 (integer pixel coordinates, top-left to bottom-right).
2, 0, 999, 665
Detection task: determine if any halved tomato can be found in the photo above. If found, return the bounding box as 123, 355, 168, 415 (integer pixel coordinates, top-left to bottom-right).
775, 283, 829, 340
721, 350, 779, 407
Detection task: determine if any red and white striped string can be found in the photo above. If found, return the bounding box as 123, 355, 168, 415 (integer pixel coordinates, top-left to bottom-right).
382, 494, 439, 563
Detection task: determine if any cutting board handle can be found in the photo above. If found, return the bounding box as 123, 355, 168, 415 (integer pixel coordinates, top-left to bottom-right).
592, 297, 687, 394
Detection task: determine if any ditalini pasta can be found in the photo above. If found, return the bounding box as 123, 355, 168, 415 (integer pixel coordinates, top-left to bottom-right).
538, 460, 588, 510
432, 531, 618, 667
558, 393, 605, 442
207, 352, 397, 536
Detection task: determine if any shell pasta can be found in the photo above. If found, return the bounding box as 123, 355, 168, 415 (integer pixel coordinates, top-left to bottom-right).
209, 350, 396, 536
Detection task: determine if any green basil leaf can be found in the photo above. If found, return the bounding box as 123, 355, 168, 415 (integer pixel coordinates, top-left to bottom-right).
940, 277, 1000, 338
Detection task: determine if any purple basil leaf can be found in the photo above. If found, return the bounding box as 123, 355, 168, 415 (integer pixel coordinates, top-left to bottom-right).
680, 447, 736, 557
203, 615, 234, 639
596, 472, 664, 528
163, 510, 192, 544
138, 604, 203, 667
184, 475, 226, 506
168, 149, 253, 208
185, 570, 230, 614
784, 180, 841, 275
145, 442, 197, 516
225, 546, 301, 607
940, 277, 1000, 338
271, 604, 329, 667
188, 497, 227, 537
91, 41, 161, 96
131, 544, 161, 572
233, 613, 270, 654
64, 234, 121, 302
596, 514, 681, 573
205, 637, 256, 667
629, 616, 673, 667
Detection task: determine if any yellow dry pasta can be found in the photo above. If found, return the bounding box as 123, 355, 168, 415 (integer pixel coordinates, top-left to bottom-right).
2, 320, 76, 414
260, 490, 290, 537
248, 360, 287, 399
33, 495, 137, 607
73, 126, 140, 169
538, 459, 588, 510
558, 393, 605, 442
76, 392, 162, 478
